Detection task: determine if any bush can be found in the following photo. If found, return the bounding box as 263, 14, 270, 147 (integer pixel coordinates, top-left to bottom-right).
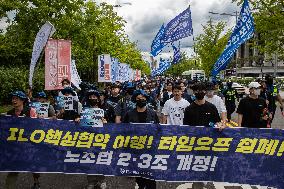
0, 66, 44, 105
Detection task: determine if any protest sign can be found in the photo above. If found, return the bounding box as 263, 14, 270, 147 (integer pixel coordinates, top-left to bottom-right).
45, 39, 71, 90
80, 108, 104, 127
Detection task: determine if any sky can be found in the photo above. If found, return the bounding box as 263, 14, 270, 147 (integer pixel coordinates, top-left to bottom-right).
0, 0, 240, 61
99, 0, 240, 61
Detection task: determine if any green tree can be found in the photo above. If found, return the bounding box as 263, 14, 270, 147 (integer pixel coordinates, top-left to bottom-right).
193, 19, 231, 76
233, 0, 284, 59
0, 0, 150, 81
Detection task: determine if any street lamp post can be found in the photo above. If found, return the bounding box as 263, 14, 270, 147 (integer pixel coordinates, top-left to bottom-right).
208, 11, 238, 25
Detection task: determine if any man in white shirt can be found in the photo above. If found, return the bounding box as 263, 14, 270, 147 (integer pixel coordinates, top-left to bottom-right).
205, 82, 227, 124
162, 84, 190, 125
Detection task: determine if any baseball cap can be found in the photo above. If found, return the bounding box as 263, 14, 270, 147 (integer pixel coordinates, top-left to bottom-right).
35, 91, 47, 99
11, 91, 27, 100
248, 82, 261, 89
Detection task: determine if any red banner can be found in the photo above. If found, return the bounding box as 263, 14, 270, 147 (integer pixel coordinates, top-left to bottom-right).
45, 39, 71, 90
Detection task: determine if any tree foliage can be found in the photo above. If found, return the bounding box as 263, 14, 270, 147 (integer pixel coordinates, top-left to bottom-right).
193, 19, 231, 76
0, 0, 150, 81
233, 0, 284, 59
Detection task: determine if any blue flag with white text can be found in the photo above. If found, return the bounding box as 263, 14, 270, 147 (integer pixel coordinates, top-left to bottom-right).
172, 43, 182, 64
211, 0, 255, 77
150, 24, 166, 57
162, 7, 193, 43
152, 58, 171, 76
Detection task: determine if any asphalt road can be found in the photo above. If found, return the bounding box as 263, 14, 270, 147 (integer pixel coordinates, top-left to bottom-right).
0, 94, 283, 189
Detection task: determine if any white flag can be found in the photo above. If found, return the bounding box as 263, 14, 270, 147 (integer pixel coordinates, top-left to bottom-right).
29, 21, 56, 88
71, 60, 82, 90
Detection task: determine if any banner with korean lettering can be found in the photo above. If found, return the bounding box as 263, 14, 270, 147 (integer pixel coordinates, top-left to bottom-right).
104, 54, 112, 82
162, 7, 193, 43
117, 63, 129, 82
98, 54, 112, 83
211, 0, 255, 77
135, 69, 141, 81
111, 57, 119, 82
0, 116, 283, 189
45, 39, 71, 90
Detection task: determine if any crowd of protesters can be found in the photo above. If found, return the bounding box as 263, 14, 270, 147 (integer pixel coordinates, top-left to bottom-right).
3, 74, 284, 189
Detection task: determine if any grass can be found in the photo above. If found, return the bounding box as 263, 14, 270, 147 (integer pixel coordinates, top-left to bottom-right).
0, 105, 13, 114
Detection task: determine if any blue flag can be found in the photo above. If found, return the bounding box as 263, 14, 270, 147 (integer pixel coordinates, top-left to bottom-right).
162, 7, 193, 43
152, 58, 171, 76
150, 24, 166, 57
172, 42, 182, 64
211, 0, 255, 77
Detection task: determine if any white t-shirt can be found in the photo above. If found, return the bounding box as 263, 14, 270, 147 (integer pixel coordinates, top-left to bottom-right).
205, 95, 226, 115
162, 98, 190, 125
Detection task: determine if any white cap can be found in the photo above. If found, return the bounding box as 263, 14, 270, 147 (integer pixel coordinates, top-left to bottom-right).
248, 82, 261, 89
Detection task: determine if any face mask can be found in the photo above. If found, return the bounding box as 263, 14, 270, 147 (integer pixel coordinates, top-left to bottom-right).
254, 89, 261, 96
136, 99, 147, 108
195, 92, 206, 100
89, 99, 99, 106
63, 84, 70, 88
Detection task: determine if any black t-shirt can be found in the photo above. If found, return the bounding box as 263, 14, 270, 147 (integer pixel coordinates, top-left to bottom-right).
183, 101, 221, 126
137, 111, 147, 123
236, 96, 268, 128
123, 108, 159, 124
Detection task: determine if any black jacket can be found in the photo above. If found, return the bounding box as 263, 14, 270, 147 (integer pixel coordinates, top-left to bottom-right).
123, 108, 159, 124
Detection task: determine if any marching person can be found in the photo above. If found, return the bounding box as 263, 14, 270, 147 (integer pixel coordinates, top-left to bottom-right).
57, 87, 82, 121
123, 89, 159, 189
5, 91, 40, 189
83, 90, 107, 189
205, 82, 227, 124
106, 83, 121, 109
264, 75, 284, 123
98, 91, 116, 123
160, 82, 173, 107
237, 82, 269, 128
222, 81, 238, 122
115, 83, 136, 123
161, 84, 190, 125
183, 82, 226, 129
183, 83, 226, 189
59, 78, 79, 101
34, 91, 56, 118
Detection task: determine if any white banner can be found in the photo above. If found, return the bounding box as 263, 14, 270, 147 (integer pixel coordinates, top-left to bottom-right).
98, 54, 112, 82
98, 55, 105, 82
129, 68, 134, 81
71, 60, 82, 90
29, 21, 56, 88
117, 63, 129, 82
111, 57, 119, 82
135, 70, 142, 81
104, 54, 112, 82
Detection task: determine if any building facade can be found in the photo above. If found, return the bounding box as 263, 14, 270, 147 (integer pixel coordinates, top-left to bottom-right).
235, 35, 284, 78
